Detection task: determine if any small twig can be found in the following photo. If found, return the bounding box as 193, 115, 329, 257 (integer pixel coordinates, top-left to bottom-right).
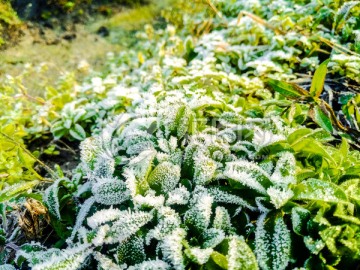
237, 11, 285, 35
54, 140, 77, 155
17, 84, 45, 105
206, 0, 222, 18
0, 132, 56, 180
318, 36, 360, 57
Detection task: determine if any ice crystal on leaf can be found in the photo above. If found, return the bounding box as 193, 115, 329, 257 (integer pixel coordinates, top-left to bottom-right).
17, 1, 360, 269
160, 228, 186, 270
185, 246, 213, 265
92, 177, 130, 205
255, 213, 291, 270
227, 236, 259, 270
147, 161, 181, 193
103, 210, 153, 245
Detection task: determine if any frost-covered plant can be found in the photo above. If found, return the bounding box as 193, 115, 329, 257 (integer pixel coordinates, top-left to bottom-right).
19, 73, 360, 270
7, 0, 360, 269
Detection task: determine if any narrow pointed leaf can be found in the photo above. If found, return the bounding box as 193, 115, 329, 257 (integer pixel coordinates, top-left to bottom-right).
310, 59, 330, 97
309, 105, 333, 133
268, 79, 309, 99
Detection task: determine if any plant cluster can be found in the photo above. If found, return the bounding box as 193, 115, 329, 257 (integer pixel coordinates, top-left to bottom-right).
0, 0, 360, 269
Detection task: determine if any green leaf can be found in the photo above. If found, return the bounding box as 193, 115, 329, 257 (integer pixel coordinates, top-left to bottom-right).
293, 178, 348, 203
340, 179, 360, 206
227, 236, 258, 270
210, 251, 228, 269
268, 79, 309, 99
310, 59, 330, 98
291, 138, 335, 164
0, 181, 39, 203
255, 212, 291, 270
69, 124, 86, 141
319, 226, 342, 254
310, 105, 333, 133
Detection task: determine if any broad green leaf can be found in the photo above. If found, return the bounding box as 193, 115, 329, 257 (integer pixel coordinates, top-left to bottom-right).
0, 180, 39, 203
319, 226, 342, 254
310, 59, 330, 98
227, 236, 258, 270
291, 138, 335, 164
69, 124, 86, 141
340, 179, 360, 206
210, 251, 228, 269
268, 79, 309, 99
310, 105, 333, 133
287, 128, 333, 145
293, 178, 348, 203
291, 207, 311, 236
255, 212, 291, 270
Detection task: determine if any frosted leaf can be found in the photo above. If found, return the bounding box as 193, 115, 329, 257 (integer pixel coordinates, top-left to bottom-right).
147, 162, 181, 193
212, 150, 224, 162
166, 185, 190, 206
68, 197, 96, 244
92, 225, 110, 246
158, 102, 192, 138
123, 168, 147, 197
44, 178, 70, 220
87, 207, 122, 229
259, 161, 274, 175
202, 228, 225, 249
227, 235, 259, 270
105, 210, 153, 244
146, 207, 181, 244
158, 138, 171, 153
270, 152, 296, 186
319, 226, 343, 254
133, 191, 165, 209
31, 244, 92, 270
93, 154, 115, 178
252, 128, 285, 149
208, 187, 256, 211
184, 188, 213, 231
16, 243, 56, 267
92, 177, 130, 205
127, 260, 170, 270
303, 236, 325, 255
94, 252, 126, 270
160, 228, 186, 270
267, 187, 294, 209
224, 161, 272, 194
255, 213, 291, 270
116, 236, 146, 265
128, 149, 156, 182
0, 265, 16, 270
193, 152, 217, 185
213, 207, 233, 233
291, 207, 311, 236
80, 137, 102, 165
293, 178, 348, 203
185, 247, 213, 265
